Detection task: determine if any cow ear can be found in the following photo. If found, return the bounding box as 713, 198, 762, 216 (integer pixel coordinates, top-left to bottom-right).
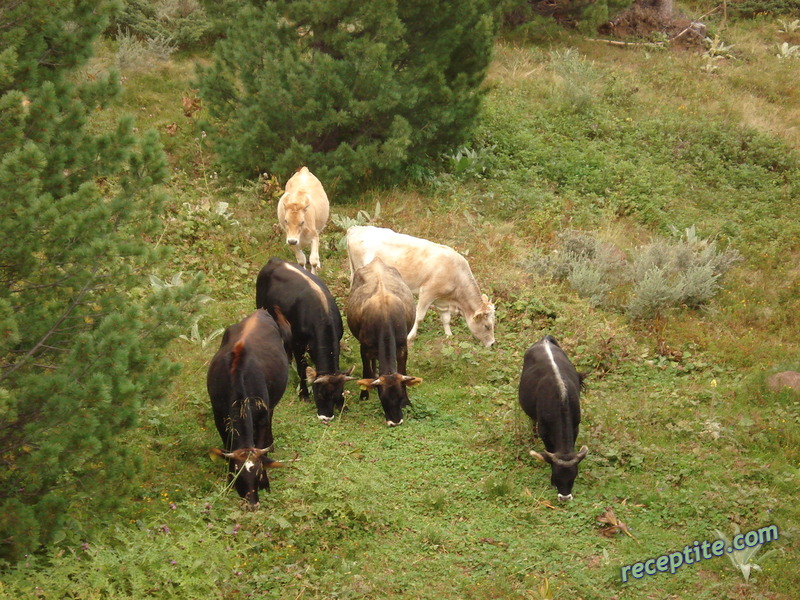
209, 448, 226, 462
264, 458, 287, 469
306, 367, 317, 384
357, 378, 375, 390
402, 376, 423, 386
577, 372, 588, 389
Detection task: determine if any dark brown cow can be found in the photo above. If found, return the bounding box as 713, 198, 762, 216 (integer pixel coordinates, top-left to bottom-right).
207, 309, 290, 507
518, 335, 588, 502
346, 258, 422, 426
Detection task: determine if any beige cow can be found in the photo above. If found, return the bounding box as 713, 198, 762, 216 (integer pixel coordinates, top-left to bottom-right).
346, 226, 496, 347
277, 167, 330, 274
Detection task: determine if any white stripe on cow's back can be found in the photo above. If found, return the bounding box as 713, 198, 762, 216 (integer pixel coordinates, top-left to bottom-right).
283, 262, 329, 314
543, 338, 568, 402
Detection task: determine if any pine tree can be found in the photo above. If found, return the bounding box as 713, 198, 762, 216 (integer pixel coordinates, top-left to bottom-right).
197, 0, 496, 192
0, 0, 199, 562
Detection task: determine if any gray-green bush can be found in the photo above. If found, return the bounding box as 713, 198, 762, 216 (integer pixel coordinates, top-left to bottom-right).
531, 227, 741, 319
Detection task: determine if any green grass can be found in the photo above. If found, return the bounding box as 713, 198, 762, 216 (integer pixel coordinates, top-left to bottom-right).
4, 12, 800, 600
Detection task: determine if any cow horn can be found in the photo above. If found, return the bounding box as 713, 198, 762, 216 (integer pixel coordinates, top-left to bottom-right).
576, 445, 589, 462
529, 450, 551, 464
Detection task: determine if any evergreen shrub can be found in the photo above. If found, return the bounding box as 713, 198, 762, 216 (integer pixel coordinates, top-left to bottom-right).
0, 0, 200, 562
197, 0, 495, 192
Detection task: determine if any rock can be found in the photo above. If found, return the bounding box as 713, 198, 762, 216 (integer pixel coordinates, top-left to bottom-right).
767, 371, 800, 392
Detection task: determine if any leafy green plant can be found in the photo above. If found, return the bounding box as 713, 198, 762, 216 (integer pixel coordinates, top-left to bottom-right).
714, 525, 779, 582
445, 145, 495, 179
701, 35, 735, 73
776, 41, 800, 58
330, 202, 382, 250
179, 316, 225, 348
778, 18, 800, 32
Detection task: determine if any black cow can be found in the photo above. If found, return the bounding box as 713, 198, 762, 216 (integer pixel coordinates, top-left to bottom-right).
346, 258, 422, 426
207, 309, 291, 507
256, 257, 355, 423
518, 335, 588, 502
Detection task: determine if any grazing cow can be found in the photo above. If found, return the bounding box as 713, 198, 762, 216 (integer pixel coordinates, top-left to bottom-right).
346, 258, 423, 426
207, 309, 291, 507
276, 166, 330, 274
346, 226, 495, 347
518, 335, 588, 502
256, 257, 355, 423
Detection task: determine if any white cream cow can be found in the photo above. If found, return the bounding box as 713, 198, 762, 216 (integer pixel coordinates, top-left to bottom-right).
346, 226, 496, 347
277, 167, 330, 274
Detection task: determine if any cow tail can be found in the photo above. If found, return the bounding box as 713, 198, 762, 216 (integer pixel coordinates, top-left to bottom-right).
229, 340, 255, 443
272, 305, 292, 343
230, 340, 246, 379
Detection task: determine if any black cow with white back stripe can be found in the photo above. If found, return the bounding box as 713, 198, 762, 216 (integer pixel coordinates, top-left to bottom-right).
518, 335, 588, 502
256, 257, 356, 423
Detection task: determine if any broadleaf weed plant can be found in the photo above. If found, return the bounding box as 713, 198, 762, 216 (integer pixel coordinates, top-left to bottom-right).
330, 202, 382, 250
714, 525, 780, 582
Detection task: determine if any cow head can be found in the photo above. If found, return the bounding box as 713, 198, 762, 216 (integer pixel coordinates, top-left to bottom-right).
306, 366, 357, 424
530, 445, 588, 502
281, 194, 311, 245
357, 375, 423, 426
466, 295, 496, 347
210, 447, 285, 508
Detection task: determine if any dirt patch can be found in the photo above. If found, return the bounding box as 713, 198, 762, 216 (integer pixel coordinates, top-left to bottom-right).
598, 4, 707, 48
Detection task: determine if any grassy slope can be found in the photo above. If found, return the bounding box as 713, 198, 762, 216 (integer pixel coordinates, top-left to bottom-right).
4, 13, 800, 600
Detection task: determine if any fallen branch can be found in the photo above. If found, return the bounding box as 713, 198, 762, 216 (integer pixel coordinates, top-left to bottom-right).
586, 38, 665, 47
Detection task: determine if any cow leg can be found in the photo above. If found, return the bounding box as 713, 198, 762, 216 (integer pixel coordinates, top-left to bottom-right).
308, 235, 321, 274
293, 344, 310, 401
436, 305, 453, 337
397, 344, 412, 408
213, 413, 231, 451
290, 244, 307, 270
539, 426, 555, 453
397, 344, 408, 375
408, 290, 436, 343
254, 408, 274, 452
360, 346, 374, 401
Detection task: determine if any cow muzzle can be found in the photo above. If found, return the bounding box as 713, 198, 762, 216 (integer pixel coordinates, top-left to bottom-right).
286, 237, 299, 245
557, 493, 574, 503
386, 419, 403, 427
317, 414, 334, 425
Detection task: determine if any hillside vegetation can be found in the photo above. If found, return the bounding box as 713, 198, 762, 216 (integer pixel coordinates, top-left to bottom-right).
3, 6, 799, 600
